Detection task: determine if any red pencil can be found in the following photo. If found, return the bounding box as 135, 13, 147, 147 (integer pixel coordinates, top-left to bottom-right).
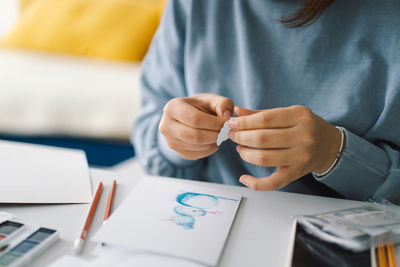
73, 182, 103, 254
104, 180, 117, 223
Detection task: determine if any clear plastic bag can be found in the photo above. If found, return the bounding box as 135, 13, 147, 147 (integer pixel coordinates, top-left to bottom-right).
296, 200, 400, 252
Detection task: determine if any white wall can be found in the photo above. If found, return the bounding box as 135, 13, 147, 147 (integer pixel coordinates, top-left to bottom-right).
0, 0, 18, 39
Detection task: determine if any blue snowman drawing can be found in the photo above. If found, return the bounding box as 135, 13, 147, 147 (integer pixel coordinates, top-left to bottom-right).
171, 192, 236, 229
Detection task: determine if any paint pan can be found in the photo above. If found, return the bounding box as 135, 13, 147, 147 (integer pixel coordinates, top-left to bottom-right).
0, 227, 59, 267
0, 221, 25, 250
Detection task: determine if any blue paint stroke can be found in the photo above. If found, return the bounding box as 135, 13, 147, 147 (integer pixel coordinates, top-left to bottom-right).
174, 206, 206, 217
171, 192, 238, 229
171, 215, 195, 229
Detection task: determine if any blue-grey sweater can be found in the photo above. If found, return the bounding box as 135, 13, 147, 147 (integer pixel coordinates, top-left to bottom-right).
133, 0, 400, 203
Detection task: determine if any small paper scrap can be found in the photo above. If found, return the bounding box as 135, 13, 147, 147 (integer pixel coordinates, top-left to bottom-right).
217, 119, 232, 146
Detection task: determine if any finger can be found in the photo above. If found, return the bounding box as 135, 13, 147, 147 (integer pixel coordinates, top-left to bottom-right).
239, 166, 297, 191
229, 106, 300, 131
178, 146, 219, 160
160, 118, 219, 145
167, 138, 217, 152
192, 94, 234, 119
169, 119, 219, 145
229, 128, 297, 148
165, 98, 225, 130
234, 106, 260, 117
236, 146, 294, 167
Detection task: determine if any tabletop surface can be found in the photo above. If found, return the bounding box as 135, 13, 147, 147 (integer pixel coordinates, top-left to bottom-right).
0, 165, 364, 267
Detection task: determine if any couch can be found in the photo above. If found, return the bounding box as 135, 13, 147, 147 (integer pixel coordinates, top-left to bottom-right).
0, 0, 144, 166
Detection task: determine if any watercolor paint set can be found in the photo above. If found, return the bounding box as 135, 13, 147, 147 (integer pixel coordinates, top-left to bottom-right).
0, 221, 25, 249
0, 218, 59, 267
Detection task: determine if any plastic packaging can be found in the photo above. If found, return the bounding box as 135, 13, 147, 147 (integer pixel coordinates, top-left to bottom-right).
296, 200, 400, 252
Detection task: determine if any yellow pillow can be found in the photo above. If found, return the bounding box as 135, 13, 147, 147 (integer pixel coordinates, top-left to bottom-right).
19, 0, 32, 13
1, 0, 165, 62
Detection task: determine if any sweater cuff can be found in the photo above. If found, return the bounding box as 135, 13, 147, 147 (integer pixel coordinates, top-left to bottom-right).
157, 131, 200, 167
313, 128, 389, 200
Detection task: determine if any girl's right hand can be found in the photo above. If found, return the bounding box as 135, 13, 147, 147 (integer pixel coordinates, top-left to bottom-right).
159, 94, 233, 160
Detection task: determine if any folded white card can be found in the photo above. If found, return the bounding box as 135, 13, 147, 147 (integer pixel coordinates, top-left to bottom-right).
93, 177, 241, 266
0, 140, 92, 203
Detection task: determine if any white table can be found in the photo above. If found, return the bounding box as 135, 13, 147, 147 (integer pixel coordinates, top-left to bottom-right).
0, 167, 364, 267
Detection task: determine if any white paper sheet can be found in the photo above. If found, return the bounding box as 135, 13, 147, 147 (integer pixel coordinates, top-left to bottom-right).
93, 177, 241, 266
90, 244, 205, 267
0, 140, 92, 203
48, 255, 88, 267
49, 246, 205, 267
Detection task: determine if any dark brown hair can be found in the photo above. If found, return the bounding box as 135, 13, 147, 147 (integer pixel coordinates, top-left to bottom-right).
281, 0, 335, 28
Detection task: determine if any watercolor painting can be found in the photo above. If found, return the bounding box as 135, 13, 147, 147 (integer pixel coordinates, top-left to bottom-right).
169, 192, 238, 229
94, 178, 241, 266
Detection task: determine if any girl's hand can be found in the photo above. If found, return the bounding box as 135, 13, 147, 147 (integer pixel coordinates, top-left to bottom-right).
229, 106, 342, 191
159, 94, 233, 160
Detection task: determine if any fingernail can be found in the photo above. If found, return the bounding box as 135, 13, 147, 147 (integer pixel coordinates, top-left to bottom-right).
233, 106, 239, 117
229, 118, 238, 129
224, 110, 232, 120
236, 145, 240, 152
239, 176, 248, 186
228, 131, 234, 140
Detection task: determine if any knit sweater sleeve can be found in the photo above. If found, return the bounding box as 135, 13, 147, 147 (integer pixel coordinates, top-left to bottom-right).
314, 88, 400, 203
132, 0, 206, 179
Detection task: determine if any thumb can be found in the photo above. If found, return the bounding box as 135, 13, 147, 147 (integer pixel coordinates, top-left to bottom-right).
239, 166, 293, 191
234, 106, 260, 117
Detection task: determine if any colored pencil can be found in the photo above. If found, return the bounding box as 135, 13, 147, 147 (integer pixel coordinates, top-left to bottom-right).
103, 180, 117, 223
73, 182, 103, 254
378, 245, 388, 267
387, 243, 397, 267
376, 244, 398, 267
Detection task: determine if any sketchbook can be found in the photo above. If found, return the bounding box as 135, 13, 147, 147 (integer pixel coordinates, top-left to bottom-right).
93, 177, 242, 266
0, 140, 92, 204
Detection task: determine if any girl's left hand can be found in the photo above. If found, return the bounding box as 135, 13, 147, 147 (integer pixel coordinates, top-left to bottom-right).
228, 105, 342, 191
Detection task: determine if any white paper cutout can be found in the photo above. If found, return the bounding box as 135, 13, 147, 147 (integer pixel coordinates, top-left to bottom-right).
217, 119, 231, 146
